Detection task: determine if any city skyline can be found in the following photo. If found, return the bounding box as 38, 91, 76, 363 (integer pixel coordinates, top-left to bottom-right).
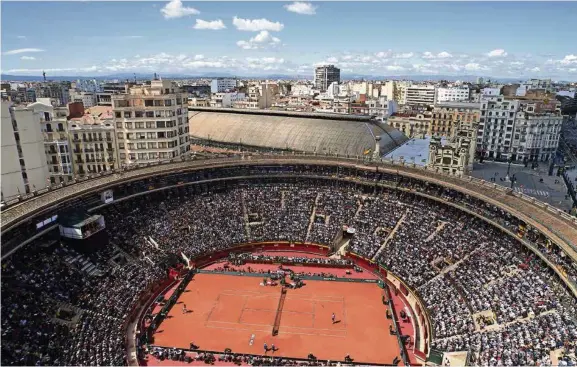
1, 1, 577, 79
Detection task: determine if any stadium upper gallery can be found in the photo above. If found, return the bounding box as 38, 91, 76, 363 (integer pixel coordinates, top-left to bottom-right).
1, 112, 577, 367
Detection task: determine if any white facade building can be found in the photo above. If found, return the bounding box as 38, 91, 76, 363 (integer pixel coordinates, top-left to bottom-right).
478, 96, 562, 162
291, 84, 314, 96
69, 90, 97, 108
366, 96, 398, 121
211, 79, 237, 94
511, 101, 563, 162
1, 101, 50, 201
113, 80, 190, 165
478, 96, 519, 159
404, 85, 436, 105
436, 87, 470, 102
209, 92, 246, 108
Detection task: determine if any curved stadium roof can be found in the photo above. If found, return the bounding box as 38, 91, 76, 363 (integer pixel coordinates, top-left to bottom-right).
188, 108, 408, 156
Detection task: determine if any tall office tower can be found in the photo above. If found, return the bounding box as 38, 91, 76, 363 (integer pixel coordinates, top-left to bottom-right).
314, 65, 341, 92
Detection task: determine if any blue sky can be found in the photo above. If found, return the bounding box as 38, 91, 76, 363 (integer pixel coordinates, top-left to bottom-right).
1, 1, 577, 79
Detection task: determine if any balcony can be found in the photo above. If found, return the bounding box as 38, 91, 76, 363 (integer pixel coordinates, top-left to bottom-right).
84, 148, 95, 153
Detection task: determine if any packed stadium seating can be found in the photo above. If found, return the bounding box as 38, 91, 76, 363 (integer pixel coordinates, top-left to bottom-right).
1, 178, 576, 366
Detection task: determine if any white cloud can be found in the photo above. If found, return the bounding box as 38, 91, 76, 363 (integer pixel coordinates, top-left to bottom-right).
232, 16, 284, 32
422, 51, 452, 59
529, 67, 540, 72
16, 35, 27, 39
193, 19, 226, 30
560, 54, 577, 65
464, 63, 486, 71
237, 30, 281, 50
3, 48, 45, 55
20, 56, 36, 60
161, 0, 199, 19
375, 50, 393, 59
386, 65, 406, 71
125, 36, 144, 39
326, 57, 339, 63
394, 52, 414, 59
284, 2, 317, 15
487, 49, 508, 57
194, 54, 205, 60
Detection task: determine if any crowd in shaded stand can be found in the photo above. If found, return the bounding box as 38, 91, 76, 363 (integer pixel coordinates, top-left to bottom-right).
2, 181, 576, 366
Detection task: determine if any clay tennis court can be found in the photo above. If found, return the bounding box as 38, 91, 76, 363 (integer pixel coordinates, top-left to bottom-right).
152, 273, 401, 364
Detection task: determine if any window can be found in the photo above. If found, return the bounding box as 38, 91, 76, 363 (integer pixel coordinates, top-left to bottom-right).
118, 143, 125, 149
120, 153, 126, 159
146, 111, 154, 118
137, 142, 146, 149
116, 132, 124, 139
148, 142, 157, 149
115, 111, 121, 118
146, 121, 156, 128
156, 121, 166, 128
116, 122, 122, 128
135, 122, 144, 129
147, 132, 156, 139
135, 111, 144, 118
125, 122, 133, 129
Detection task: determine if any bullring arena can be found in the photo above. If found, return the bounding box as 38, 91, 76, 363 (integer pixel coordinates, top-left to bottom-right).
1, 155, 577, 367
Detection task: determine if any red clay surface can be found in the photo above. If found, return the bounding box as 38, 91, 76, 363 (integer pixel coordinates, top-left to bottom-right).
152, 273, 401, 364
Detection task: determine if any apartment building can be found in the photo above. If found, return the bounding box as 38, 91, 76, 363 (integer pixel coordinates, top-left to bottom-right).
436, 87, 470, 102
511, 100, 563, 162
112, 79, 190, 165
68, 105, 118, 176
387, 111, 433, 138
431, 102, 480, 138
20, 101, 74, 184
1, 100, 49, 201
69, 90, 97, 108
188, 97, 210, 107
478, 96, 519, 159
366, 96, 397, 121
403, 85, 436, 105
97, 82, 132, 107
37, 82, 71, 106
314, 65, 340, 92
209, 92, 246, 108
233, 84, 274, 109
211, 78, 237, 93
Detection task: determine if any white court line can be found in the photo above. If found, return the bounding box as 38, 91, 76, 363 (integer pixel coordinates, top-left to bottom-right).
206, 320, 273, 327
285, 297, 344, 303
280, 330, 347, 338
281, 325, 346, 332
243, 308, 314, 315
205, 324, 269, 332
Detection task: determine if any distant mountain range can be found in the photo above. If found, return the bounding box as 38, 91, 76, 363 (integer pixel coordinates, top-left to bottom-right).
0, 73, 566, 83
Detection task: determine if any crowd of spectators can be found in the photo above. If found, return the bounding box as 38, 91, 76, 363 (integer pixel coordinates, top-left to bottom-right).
228, 253, 353, 267
2, 179, 576, 366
